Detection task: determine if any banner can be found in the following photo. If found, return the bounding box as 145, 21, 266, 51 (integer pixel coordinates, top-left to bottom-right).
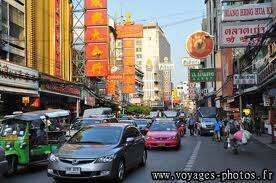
124, 57, 135, 66
116, 24, 143, 39
107, 80, 116, 95
219, 20, 270, 48
85, 10, 108, 26
190, 68, 215, 82
107, 73, 123, 80
86, 60, 108, 77
85, 0, 107, 9
124, 65, 135, 74
222, 3, 272, 22
233, 74, 257, 85
85, 26, 109, 43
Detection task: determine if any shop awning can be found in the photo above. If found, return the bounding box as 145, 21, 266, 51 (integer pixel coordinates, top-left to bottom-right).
0, 86, 38, 96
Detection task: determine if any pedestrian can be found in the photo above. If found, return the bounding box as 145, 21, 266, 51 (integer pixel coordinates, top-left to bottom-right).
214, 116, 222, 142
188, 114, 196, 136
254, 115, 261, 136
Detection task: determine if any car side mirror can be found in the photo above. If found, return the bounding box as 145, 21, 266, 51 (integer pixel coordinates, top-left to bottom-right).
126, 137, 134, 145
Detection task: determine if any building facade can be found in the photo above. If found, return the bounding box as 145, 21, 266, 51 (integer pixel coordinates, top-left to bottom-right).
141, 23, 171, 108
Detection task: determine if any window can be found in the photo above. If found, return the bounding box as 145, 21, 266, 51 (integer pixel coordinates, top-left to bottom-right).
136, 54, 142, 59
136, 48, 142, 52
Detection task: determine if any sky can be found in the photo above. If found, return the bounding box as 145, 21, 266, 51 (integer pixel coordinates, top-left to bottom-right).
107, 0, 206, 85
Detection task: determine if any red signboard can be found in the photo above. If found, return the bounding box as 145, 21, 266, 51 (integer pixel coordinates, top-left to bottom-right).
124, 65, 135, 74
186, 31, 214, 59
123, 74, 135, 84
117, 24, 143, 39
86, 26, 109, 43
86, 60, 108, 77
123, 84, 135, 94
123, 57, 135, 66
85, 9, 108, 26
107, 74, 123, 80
55, 0, 61, 77
85, 0, 107, 10
86, 43, 108, 60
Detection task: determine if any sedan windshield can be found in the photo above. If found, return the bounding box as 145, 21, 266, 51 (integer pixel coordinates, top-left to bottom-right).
68, 127, 122, 145
71, 119, 102, 131
150, 122, 177, 131
134, 120, 147, 126
119, 120, 134, 124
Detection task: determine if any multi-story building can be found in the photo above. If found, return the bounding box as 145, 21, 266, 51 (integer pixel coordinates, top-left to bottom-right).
0, 0, 25, 65
141, 22, 171, 108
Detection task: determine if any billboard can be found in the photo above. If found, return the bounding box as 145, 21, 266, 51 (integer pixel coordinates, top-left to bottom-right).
85, 0, 107, 9
190, 68, 215, 82
85, 26, 109, 43
219, 20, 270, 48
222, 3, 272, 22
186, 31, 214, 59
182, 57, 201, 67
85, 2, 108, 77
86, 60, 108, 77
116, 24, 143, 39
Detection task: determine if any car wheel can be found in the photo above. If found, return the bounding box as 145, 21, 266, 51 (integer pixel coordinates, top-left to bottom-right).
139, 149, 147, 167
4, 156, 18, 176
114, 160, 125, 182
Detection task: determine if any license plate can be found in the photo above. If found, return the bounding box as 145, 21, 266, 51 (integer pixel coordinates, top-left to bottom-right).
65, 167, 81, 175
158, 144, 165, 147
210, 130, 214, 133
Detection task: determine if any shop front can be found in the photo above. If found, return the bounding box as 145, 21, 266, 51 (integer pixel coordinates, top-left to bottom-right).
0, 60, 39, 115
39, 74, 81, 119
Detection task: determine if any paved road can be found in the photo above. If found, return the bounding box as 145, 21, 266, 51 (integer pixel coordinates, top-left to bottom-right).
1, 134, 276, 183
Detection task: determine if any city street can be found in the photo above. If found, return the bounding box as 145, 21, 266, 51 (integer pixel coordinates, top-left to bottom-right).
1, 134, 275, 183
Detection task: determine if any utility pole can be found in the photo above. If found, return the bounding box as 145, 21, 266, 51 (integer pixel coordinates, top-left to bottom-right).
237, 57, 243, 119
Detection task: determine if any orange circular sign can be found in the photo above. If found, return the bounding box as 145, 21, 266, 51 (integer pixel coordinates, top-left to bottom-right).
186, 31, 214, 59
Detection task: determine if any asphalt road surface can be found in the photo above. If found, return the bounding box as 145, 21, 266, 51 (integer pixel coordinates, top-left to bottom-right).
1, 134, 276, 183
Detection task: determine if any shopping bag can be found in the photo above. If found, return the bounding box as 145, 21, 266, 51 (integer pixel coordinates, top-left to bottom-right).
234, 130, 243, 141
242, 134, 247, 144
243, 130, 251, 140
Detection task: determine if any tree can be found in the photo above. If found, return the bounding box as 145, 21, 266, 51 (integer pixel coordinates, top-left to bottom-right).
125, 104, 151, 115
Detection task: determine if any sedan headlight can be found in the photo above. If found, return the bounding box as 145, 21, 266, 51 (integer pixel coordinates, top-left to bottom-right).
201, 123, 207, 128
48, 154, 59, 162
167, 136, 177, 140
95, 154, 115, 163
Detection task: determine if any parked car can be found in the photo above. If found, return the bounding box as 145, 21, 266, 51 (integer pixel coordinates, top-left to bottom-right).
118, 119, 137, 127
197, 107, 217, 136
48, 123, 147, 182
134, 119, 150, 135
145, 121, 181, 150
0, 146, 8, 175
83, 108, 112, 118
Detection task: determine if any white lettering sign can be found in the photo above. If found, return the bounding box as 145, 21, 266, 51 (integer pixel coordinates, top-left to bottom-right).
222, 3, 272, 22
159, 63, 174, 71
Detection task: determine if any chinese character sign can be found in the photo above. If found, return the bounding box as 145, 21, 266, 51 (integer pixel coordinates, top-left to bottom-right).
85, 3, 108, 77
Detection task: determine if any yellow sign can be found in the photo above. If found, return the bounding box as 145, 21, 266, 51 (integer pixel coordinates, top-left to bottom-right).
22, 97, 30, 105
124, 12, 133, 25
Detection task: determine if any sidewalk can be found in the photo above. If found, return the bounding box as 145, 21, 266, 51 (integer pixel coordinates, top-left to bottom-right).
252, 133, 276, 151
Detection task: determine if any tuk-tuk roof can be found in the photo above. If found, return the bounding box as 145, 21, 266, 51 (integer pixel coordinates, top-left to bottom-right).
7, 109, 70, 122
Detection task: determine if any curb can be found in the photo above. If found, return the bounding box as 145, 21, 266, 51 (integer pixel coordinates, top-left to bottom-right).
252, 135, 276, 152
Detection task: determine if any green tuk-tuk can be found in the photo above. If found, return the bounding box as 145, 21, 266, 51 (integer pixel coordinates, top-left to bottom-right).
0, 109, 70, 175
